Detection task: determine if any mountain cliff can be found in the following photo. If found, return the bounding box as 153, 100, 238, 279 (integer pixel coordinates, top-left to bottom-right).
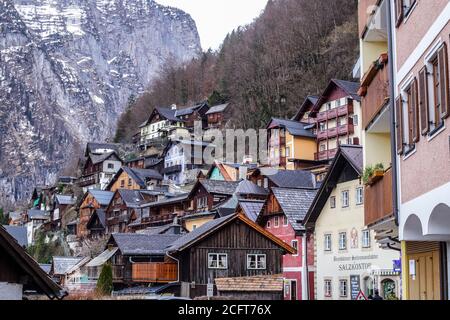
0, 0, 201, 206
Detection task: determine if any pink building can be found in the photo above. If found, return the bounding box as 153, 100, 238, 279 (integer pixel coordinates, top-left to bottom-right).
257, 187, 317, 300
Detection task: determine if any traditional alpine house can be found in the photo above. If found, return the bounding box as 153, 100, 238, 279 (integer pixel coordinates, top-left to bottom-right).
106, 167, 163, 192
51, 194, 76, 230
167, 213, 295, 299
205, 103, 231, 129
77, 190, 114, 238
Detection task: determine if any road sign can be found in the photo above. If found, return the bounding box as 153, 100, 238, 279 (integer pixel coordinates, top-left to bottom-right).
356, 290, 367, 300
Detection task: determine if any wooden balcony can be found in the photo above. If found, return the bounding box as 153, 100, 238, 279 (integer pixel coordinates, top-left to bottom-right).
77, 174, 98, 188
162, 165, 182, 175
358, 0, 381, 37
132, 263, 178, 283
359, 54, 390, 130
316, 104, 353, 122
314, 148, 338, 161
338, 124, 355, 136
364, 168, 394, 226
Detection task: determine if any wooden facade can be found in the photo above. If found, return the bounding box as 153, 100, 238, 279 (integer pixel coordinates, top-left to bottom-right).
78, 194, 101, 238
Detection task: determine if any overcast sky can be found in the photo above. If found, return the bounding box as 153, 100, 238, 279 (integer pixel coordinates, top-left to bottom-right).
156, 0, 269, 50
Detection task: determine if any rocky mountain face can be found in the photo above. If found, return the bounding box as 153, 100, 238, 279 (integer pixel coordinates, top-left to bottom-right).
0, 0, 201, 206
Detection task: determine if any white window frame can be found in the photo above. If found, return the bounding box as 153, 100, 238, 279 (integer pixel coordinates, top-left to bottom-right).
356, 187, 364, 205
339, 279, 348, 298
208, 253, 228, 269
283, 216, 289, 226
291, 240, 299, 256
330, 196, 336, 209
324, 234, 332, 252
324, 279, 332, 298
341, 190, 349, 208
362, 230, 371, 248
246, 254, 267, 270
274, 216, 280, 228
339, 232, 347, 251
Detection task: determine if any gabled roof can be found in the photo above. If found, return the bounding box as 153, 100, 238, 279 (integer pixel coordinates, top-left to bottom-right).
86, 209, 106, 230
86, 248, 118, 267
156, 106, 183, 122
271, 187, 318, 231
106, 167, 163, 190
85, 142, 119, 157
139, 193, 189, 209
27, 209, 50, 220
267, 118, 316, 138
292, 95, 319, 121
197, 180, 240, 196
313, 79, 361, 112
51, 256, 85, 276
238, 200, 265, 222
304, 145, 363, 227
89, 151, 121, 165
82, 190, 114, 207
175, 102, 208, 117
55, 194, 76, 206
205, 103, 229, 115
116, 189, 148, 207
168, 214, 295, 254
0, 225, 66, 299
110, 234, 182, 256
3, 225, 28, 247
236, 180, 269, 197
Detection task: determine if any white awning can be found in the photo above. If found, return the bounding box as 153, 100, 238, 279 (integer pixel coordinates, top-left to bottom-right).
86, 248, 118, 267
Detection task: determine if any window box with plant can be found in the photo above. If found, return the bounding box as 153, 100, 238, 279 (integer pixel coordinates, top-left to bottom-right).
362, 163, 385, 186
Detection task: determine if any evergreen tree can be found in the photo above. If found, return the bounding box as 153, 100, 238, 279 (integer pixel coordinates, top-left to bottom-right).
0, 208, 9, 225
96, 263, 113, 296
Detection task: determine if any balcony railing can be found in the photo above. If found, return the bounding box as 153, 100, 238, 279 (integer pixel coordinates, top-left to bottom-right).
317, 124, 354, 141
132, 263, 178, 283
358, 0, 381, 37
364, 168, 394, 226
359, 54, 390, 130
77, 174, 98, 187
314, 148, 338, 161
316, 104, 353, 123
162, 165, 182, 175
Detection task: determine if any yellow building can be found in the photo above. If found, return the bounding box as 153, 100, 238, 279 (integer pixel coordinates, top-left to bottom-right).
267, 118, 317, 170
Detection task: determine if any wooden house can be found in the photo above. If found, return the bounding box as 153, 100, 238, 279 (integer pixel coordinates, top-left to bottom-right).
49, 256, 89, 287
175, 102, 209, 129
77, 190, 114, 238
0, 225, 65, 300
167, 213, 295, 299
206, 103, 231, 129
86, 209, 106, 239
206, 161, 258, 181
105, 189, 157, 234
51, 194, 76, 230
106, 167, 163, 192
249, 168, 318, 190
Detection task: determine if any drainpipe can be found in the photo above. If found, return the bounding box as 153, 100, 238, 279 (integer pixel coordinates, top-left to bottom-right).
302, 232, 308, 300
166, 251, 180, 285
386, 0, 399, 227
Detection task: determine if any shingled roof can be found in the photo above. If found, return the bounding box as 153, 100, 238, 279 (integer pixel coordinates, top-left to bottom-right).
236, 180, 269, 197
238, 200, 265, 222
198, 180, 240, 196
51, 257, 86, 276
265, 169, 317, 189
55, 195, 76, 206
267, 118, 316, 138
110, 233, 182, 256
3, 225, 28, 247
205, 103, 229, 115
271, 188, 318, 231
83, 190, 114, 207
292, 95, 320, 121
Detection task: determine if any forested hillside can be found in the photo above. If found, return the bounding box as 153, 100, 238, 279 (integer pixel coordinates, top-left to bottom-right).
115, 0, 359, 142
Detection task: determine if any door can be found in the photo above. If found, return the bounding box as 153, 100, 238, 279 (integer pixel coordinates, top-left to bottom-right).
408, 251, 441, 300
291, 280, 297, 301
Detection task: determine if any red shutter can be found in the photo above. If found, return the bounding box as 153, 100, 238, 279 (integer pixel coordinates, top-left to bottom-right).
438, 42, 450, 119
411, 78, 420, 143
396, 96, 404, 155
395, 0, 404, 27
418, 66, 430, 135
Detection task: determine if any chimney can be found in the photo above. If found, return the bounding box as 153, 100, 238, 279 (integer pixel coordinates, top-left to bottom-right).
171, 104, 177, 110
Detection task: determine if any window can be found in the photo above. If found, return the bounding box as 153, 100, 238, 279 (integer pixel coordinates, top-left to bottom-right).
128, 178, 132, 186
324, 234, 332, 252
286, 147, 291, 158
395, 0, 417, 26
341, 190, 349, 208
120, 180, 125, 188
264, 178, 269, 189
197, 196, 208, 209
330, 196, 336, 209
208, 253, 228, 269
356, 188, 364, 205
320, 144, 326, 152
353, 114, 359, 126
431, 56, 444, 129
283, 216, 289, 226
339, 232, 347, 250
291, 240, 298, 256
362, 230, 371, 248
107, 163, 114, 169
324, 280, 332, 297
247, 254, 266, 270
192, 225, 197, 230
320, 123, 326, 132
274, 216, 280, 228
339, 280, 348, 298
266, 220, 271, 228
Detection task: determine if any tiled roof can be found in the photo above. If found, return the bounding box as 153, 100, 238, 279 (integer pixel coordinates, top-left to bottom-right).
266, 169, 316, 189
52, 256, 85, 275
123, 167, 163, 188
156, 107, 182, 122
272, 187, 318, 230
88, 190, 114, 206
268, 118, 316, 138
238, 200, 265, 222
340, 145, 363, 175
236, 180, 269, 196
199, 180, 240, 195
215, 274, 284, 292
111, 234, 182, 256
205, 103, 229, 115
3, 225, 28, 247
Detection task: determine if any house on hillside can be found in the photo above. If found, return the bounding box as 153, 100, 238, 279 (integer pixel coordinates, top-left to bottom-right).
77, 190, 114, 239
206, 161, 258, 181
78, 143, 123, 191
2, 225, 28, 248
0, 225, 66, 300
175, 102, 210, 129
205, 103, 231, 129
167, 213, 295, 299
51, 194, 77, 230
86, 209, 107, 239
25, 209, 50, 245
257, 187, 318, 300
106, 167, 163, 192
50, 256, 90, 288
249, 168, 319, 189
